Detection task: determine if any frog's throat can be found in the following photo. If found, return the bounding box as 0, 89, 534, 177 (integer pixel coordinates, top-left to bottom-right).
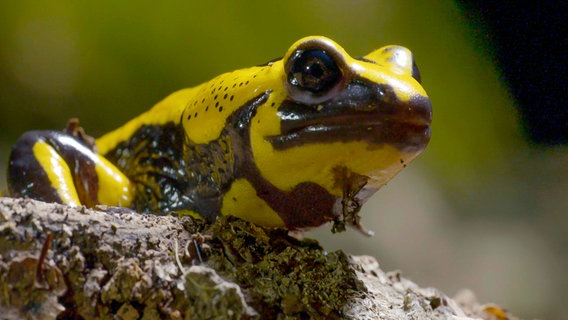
224, 90, 339, 229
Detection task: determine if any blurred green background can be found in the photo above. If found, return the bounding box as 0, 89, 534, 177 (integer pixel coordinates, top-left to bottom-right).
0, 1, 565, 318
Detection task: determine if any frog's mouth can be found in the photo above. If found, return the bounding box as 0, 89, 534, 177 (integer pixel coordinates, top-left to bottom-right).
266, 82, 432, 152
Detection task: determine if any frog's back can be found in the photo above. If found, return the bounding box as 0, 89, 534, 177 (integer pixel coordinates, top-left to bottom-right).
95, 87, 200, 155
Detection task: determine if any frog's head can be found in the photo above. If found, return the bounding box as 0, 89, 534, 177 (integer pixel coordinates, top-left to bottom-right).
269, 36, 431, 154
183, 36, 431, 232
246, 36, 431, 232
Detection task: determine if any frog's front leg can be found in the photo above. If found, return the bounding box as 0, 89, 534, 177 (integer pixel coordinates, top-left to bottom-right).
8, 130, 134, 207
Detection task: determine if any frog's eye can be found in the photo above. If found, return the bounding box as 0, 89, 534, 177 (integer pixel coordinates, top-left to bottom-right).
286, 49, 344, 104
289, 50, 340, 93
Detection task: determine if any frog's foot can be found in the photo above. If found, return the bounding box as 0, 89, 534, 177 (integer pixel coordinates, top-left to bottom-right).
8, 130, 134, 209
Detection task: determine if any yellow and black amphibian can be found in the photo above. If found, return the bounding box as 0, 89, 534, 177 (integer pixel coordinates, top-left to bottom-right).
8, 36, 432, 235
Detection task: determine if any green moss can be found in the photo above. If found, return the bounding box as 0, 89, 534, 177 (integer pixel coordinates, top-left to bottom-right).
204, 216, 365, 319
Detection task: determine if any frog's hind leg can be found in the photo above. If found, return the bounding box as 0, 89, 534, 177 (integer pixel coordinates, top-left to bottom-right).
8, 130, 134, 208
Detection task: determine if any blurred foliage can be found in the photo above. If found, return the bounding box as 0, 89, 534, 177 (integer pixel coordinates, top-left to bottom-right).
1, 1, 565, 318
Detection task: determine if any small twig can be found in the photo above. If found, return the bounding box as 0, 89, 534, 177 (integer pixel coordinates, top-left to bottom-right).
36, 232, 53, 284
174, 237, 185, 274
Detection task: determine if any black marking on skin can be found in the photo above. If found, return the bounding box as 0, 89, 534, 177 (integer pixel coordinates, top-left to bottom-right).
354, 56, 377, 64
8, 130, 100, 207
411, 57, 421, 83
222, 91, 340, 229
179, 127, 238, 221
104, 123, 193, 215
9, 132, 62, 203
257, 57, 281, 67
267, 80, 432, 153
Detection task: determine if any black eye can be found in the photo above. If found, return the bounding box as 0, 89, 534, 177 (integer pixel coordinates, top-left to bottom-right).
288, 49, 342, 95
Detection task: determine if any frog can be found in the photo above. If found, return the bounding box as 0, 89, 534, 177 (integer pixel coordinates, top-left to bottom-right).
7, 36, 432, 235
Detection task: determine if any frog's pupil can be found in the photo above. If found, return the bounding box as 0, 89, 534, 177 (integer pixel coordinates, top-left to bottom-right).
307, 59, 323, 78
290, 49, 340, 94
300, 59, 325, 89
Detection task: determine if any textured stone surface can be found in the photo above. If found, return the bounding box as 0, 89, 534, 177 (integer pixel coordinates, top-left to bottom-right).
0, 197, 516, 319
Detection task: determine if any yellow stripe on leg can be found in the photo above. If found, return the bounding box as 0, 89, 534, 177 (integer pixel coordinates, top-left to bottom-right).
94, 156, 135, 207
32, 141, 81, 206
51, 134, 135, 208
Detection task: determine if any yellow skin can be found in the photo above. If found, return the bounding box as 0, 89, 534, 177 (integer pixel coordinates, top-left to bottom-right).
8, 36, 432, 234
